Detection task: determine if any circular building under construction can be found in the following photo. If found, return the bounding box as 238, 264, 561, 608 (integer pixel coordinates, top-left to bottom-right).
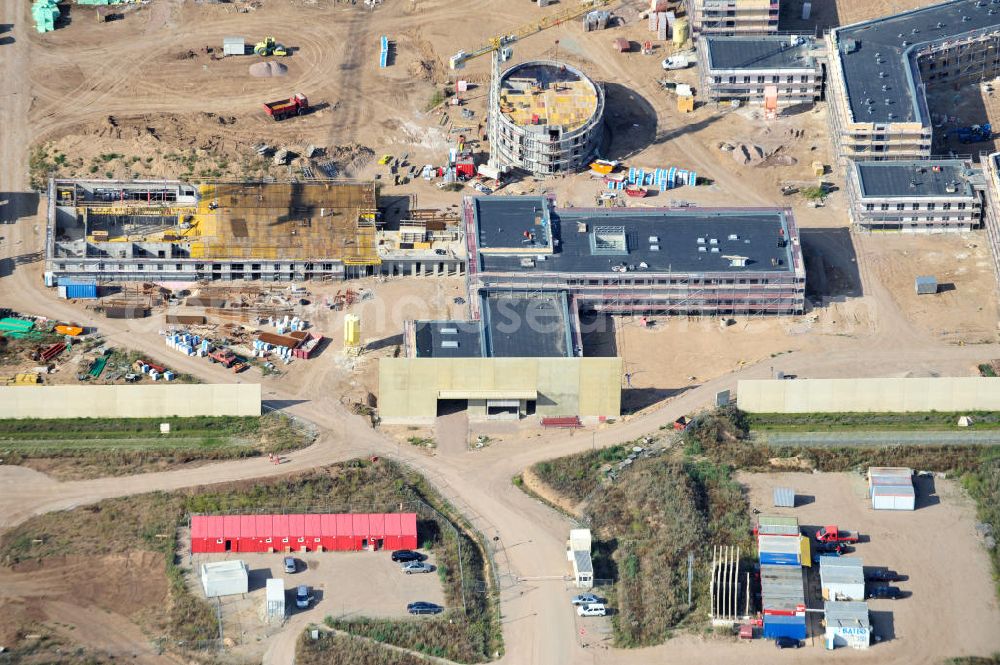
491, 61, 604, 177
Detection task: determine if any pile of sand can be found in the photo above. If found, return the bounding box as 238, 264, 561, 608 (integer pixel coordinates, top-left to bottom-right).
249, 61, 288, 78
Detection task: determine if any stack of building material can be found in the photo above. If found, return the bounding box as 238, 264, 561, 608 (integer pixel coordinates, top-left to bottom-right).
819, 556, 865, 601
32, 0, 60, 32
868, 467, 915, 510
607, 166, 698, 192
379, 35, 389, 68
657, 12, 668, 40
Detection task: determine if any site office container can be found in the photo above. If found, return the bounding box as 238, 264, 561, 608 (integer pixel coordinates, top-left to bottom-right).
304, 514, 323, 551
274, 515, 291, 551
368, 513, 386, 550
320, 514, 338, 551
256, 515, 273, 552
336, 514, 353, 550
352, 514, 370, 550
289, 514, 306, 550
238, 515, 256, 552
763, 614, 807, 640
384, 513, 402, 550
401, 513, 418, 549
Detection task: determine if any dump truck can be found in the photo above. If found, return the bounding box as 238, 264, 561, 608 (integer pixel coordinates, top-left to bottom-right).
815, 525, 860, 544
263, 93, 309, 121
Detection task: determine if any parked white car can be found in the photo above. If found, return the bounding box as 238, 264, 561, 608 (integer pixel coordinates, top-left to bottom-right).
662, 55, 691, 70
577, 603, 607, 617
402, 561, 434, 574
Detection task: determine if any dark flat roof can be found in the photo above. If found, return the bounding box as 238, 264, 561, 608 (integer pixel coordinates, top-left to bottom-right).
482, 292, 573, 358
475, 198, 795, 275
834, 0, 1000, 124
412, 292, 573, 359
855, 160, 976, 197
705, 36, 817, 70
475, 197, 552, 251
413, 321, 484, 358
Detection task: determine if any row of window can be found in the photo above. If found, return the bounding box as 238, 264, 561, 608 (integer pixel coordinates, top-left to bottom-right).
864, 201, 970, 211
56, 262, 342, 271
715, 75, 813, 84
555, 278, 798, 286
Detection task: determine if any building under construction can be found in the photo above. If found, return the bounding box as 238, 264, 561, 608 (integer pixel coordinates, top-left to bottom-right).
697, 35, 823, 107
463, 196, 806, 316
44, 179, 381, 283
846, 159, 983, 232
687, 0, 780, 37
825, 0, 1000, 161
982, 152, 1000, 288
491, 61, 605, 176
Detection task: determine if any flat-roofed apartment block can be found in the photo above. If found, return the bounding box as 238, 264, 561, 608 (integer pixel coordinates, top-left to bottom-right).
826, 0, 1000, 162
687, 0, 780, 36
378, 290, 622, 424
982, 152, 1000, 286
45, 179, 382, 283
847, 159, 983, 232
464, 196, 806, 316
697, 35, 823, 106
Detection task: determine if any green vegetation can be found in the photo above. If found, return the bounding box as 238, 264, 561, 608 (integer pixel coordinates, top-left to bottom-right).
980, 364, 998, 378
426, 89, 446, 111
298, 630, 427, 665
0, 413, 313, 479
406, 436, 436, 449
962, 450, 1000, 598
530, 445, 629, 504
800, 185, 826, 200
945, 657, 1000, 665
748, 411, 1000, 432
0, 460, 501, 662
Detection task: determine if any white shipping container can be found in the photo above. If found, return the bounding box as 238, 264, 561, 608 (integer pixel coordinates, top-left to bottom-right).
201, 560, 249, 598
266, 578, 286, 619
871, 485, 915, 511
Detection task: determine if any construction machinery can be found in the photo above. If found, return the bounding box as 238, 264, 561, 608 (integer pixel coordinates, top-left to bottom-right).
263, 93, 309, 121
448, 0, 611, 70
948, 123, 992, 144
254, 36, 288, 57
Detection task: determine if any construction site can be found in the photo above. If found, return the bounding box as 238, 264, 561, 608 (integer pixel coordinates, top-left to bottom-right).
45, 179, 381, 281
4, 0, 1000, 663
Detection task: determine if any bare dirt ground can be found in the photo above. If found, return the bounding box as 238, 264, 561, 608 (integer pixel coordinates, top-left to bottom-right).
189, 550, 445, 662
2, 0, 1000, 664
0, 552, 176, 664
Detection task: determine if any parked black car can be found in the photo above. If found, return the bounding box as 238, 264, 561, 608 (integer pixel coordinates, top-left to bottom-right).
814, 541, 852, 555
865, 569, 905, 582
867, 585, 903, 600
407, 601, 443, 615
775, 637, 803, 649
392, 550, 424, 563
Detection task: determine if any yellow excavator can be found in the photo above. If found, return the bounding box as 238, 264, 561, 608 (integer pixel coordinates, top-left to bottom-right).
254, 36, 288, 57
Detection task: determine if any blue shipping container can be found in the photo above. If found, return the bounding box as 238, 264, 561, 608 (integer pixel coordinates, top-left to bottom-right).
762, 615, 806, 640
63, 283, 99, 299
759, 551, 800, 566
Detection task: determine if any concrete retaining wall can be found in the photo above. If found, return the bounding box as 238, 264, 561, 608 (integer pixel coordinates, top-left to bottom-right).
0, 384, 261, 419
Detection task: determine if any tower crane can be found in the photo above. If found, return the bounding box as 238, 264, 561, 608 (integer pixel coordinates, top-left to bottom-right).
448, 0, 611, 70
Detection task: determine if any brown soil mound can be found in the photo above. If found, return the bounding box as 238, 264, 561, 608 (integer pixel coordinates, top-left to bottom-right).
249, 61, 288, 78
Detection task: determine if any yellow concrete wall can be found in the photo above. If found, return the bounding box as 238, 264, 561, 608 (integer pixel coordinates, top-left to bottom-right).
378, 357, 622, 423
737, 378, 1000, 413
0, 384, 261, 419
